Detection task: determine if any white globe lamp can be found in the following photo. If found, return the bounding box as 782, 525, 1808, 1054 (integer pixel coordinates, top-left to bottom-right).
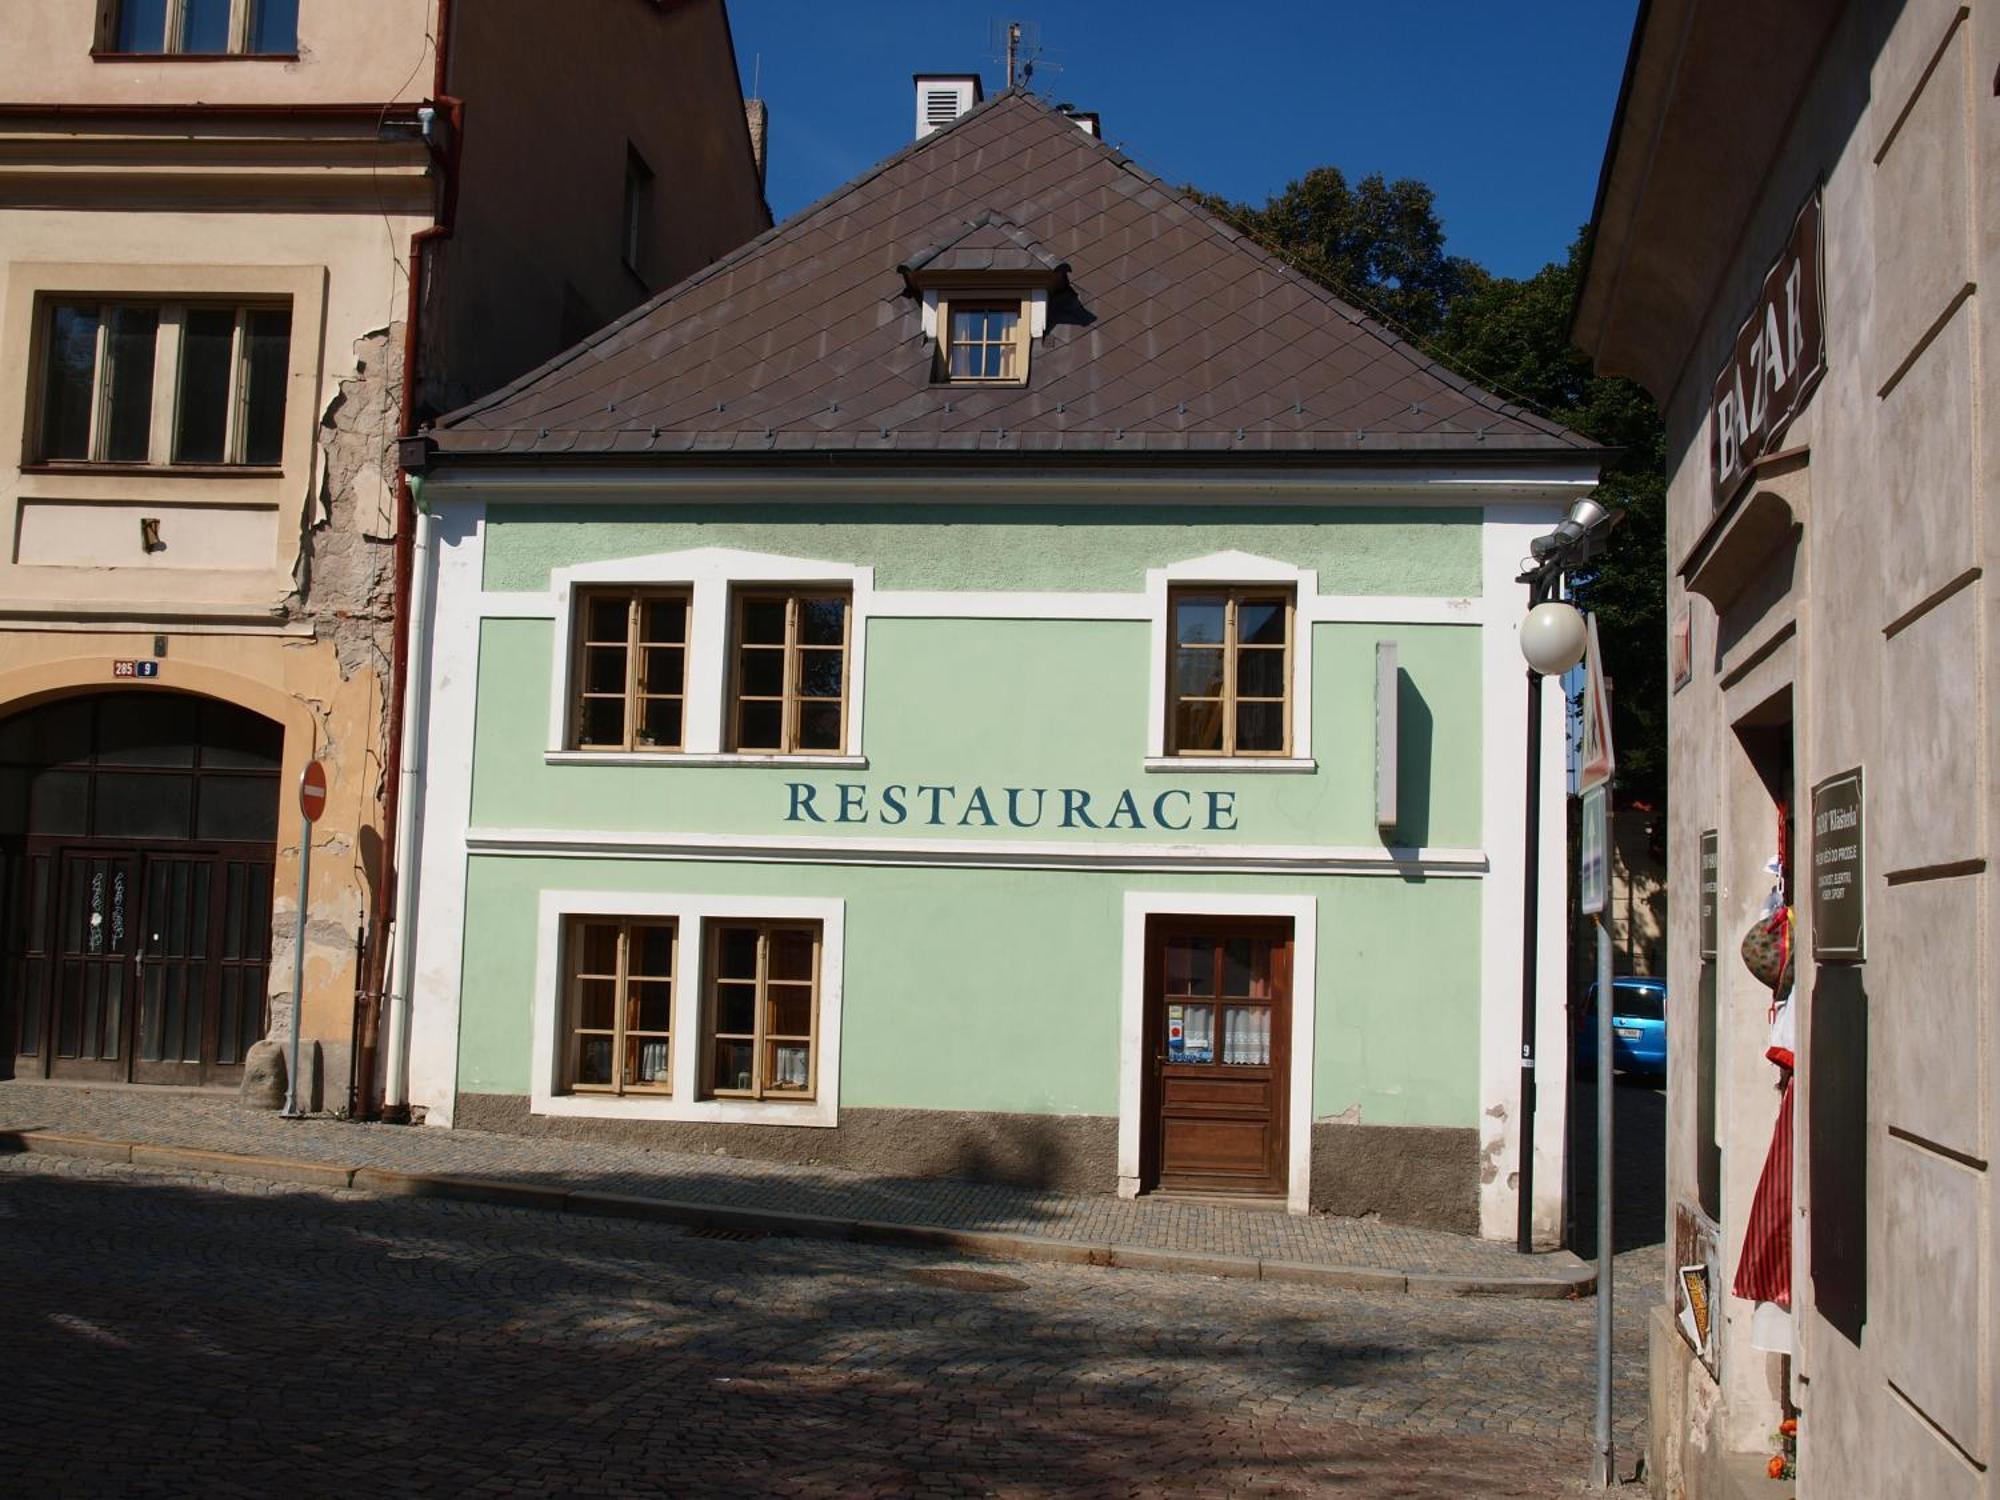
1521, 601, 1587, 676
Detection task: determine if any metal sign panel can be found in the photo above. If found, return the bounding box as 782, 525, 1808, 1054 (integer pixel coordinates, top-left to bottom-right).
111, 660, 160, 679
1698, 830, 1719, 959
299, 759, 329, 825
1711, 191, 1825, 504
1811, 767, 1865, 961
1578, 614, 1615, 794
1375, 640, 1399, 830
1580, 784, 1609, 916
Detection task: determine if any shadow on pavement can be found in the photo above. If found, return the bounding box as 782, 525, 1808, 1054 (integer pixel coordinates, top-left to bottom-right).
2, 1163, 1595, 1499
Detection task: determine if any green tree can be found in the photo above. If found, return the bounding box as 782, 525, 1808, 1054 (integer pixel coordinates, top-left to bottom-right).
1434, 241, 1668, 813
1191, 167, 1475, 338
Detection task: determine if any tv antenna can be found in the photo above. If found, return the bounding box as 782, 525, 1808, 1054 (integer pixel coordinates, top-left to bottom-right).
992, 19, 1048, 90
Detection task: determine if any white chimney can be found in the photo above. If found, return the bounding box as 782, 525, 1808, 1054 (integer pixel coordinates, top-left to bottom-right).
914, 74, 982, 140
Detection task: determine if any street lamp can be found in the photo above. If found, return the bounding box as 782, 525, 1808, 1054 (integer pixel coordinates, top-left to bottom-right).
1521, 601, 1588, 677
1513, 495, 1620, 1256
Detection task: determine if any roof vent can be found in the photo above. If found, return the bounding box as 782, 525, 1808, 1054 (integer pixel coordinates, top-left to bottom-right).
1063, 109, 1101, 138
914, 74, 982, 140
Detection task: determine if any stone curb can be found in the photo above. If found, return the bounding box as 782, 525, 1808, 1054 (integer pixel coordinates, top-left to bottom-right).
0, 1128, 1596, 1299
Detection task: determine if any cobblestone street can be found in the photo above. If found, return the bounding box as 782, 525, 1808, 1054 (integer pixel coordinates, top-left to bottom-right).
2, 1152, 1656, 1498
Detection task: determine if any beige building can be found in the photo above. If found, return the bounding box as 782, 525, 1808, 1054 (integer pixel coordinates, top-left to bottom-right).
1575, 2, 1996, 1496
0, 0, 769, 1107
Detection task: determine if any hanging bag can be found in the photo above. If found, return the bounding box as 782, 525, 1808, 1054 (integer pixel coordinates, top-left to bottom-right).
1740, 903, 1793, 994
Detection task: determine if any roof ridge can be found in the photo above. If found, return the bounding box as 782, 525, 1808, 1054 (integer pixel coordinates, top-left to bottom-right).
435, 89, 1048, 433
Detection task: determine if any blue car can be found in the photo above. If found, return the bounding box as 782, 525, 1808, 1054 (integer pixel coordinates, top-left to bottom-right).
1574, 976, 1667, 1080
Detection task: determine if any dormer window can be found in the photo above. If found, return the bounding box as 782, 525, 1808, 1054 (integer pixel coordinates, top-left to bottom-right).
899, 211, 1070, 390
944, 302, 1026, 382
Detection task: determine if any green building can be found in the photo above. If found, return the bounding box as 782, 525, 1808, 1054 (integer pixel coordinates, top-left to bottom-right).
399, 87, 1599, 1237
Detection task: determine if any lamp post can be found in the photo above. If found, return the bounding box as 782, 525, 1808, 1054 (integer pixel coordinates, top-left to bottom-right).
1514, 496, 1619, 1255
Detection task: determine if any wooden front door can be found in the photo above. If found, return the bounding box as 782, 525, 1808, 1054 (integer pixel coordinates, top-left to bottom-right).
1142, 917, 1292, 1198
3, 691, 281, 1086
47, 850, 140, 1081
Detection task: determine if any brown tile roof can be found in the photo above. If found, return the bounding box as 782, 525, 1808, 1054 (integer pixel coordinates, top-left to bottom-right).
899, 211, 1068, 284
425, 90, 1596, 463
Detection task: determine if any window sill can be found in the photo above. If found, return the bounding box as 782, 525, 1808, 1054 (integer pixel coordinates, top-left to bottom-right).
21, 461, 283, 480
1143, 756, 1317, 774
90, 51, 301, 62
547, 751, 867, 769
534, 1092, 836, 1127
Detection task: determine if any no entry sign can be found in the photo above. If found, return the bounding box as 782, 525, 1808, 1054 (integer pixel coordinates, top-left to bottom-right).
299, 760, 329, 823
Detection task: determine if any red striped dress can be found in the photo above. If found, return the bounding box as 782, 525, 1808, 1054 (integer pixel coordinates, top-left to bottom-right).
1733, 1075, 1794, 1307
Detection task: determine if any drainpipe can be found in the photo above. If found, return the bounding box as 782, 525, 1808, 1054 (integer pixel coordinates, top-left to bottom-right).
360, 0, 460, 1119
381, 475, 435, 1117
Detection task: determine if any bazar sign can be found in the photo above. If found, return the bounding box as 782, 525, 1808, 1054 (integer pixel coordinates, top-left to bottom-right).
784, 781, 1239, 832
1711, 192, 1824, 503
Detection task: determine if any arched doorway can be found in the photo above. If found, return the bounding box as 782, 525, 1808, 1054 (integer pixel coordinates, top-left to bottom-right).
1, 691, 281, 1085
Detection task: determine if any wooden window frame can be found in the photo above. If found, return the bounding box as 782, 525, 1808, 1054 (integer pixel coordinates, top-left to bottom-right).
96, 0, 300, 57
726, 587, 852, 755
569, 587, 690, 752
702, 920, 821, 1102
1165, 586, 1295, 758
562, 915, 677, 1097
32, 297, 291, 468
937, 297, 1029, 385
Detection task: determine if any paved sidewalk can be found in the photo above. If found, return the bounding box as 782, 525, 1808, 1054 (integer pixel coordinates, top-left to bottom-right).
0, 1081, 1592, 1296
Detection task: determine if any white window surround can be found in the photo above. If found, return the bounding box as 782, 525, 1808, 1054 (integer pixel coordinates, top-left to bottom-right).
1145, 551, 1319, 768
544, 546, 874, 760
919, 288, 1049, 342
1116, 891, 1318, 1214
530, 890, 845, 1126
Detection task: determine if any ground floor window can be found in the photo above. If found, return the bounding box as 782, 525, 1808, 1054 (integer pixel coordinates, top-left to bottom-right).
564, 916, 675, 1094
705, 920, 819, 1100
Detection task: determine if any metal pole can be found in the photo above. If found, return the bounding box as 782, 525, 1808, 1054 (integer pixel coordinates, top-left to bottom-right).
1517, 661, 1543, 1253
1592, 908, 1615, 1486
281, 814, 311, 1119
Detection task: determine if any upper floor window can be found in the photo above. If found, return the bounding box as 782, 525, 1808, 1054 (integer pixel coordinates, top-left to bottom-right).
1166, 587, 1294, 757
571, 589, 689, 752
728, 588, 851, 754
107, 0, 299, 55
939, 300, 1027, 383
35, 299, 292, 468
622, 143, 655, 281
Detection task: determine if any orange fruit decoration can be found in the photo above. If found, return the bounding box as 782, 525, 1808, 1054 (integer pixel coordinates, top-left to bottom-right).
1768, 1455, 1787, 1479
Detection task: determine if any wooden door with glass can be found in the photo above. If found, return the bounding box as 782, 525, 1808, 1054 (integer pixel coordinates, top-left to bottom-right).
1141, 917, 1292, 1198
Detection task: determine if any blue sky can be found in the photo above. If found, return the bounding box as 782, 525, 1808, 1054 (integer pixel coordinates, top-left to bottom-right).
728, 1, 1639, 281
